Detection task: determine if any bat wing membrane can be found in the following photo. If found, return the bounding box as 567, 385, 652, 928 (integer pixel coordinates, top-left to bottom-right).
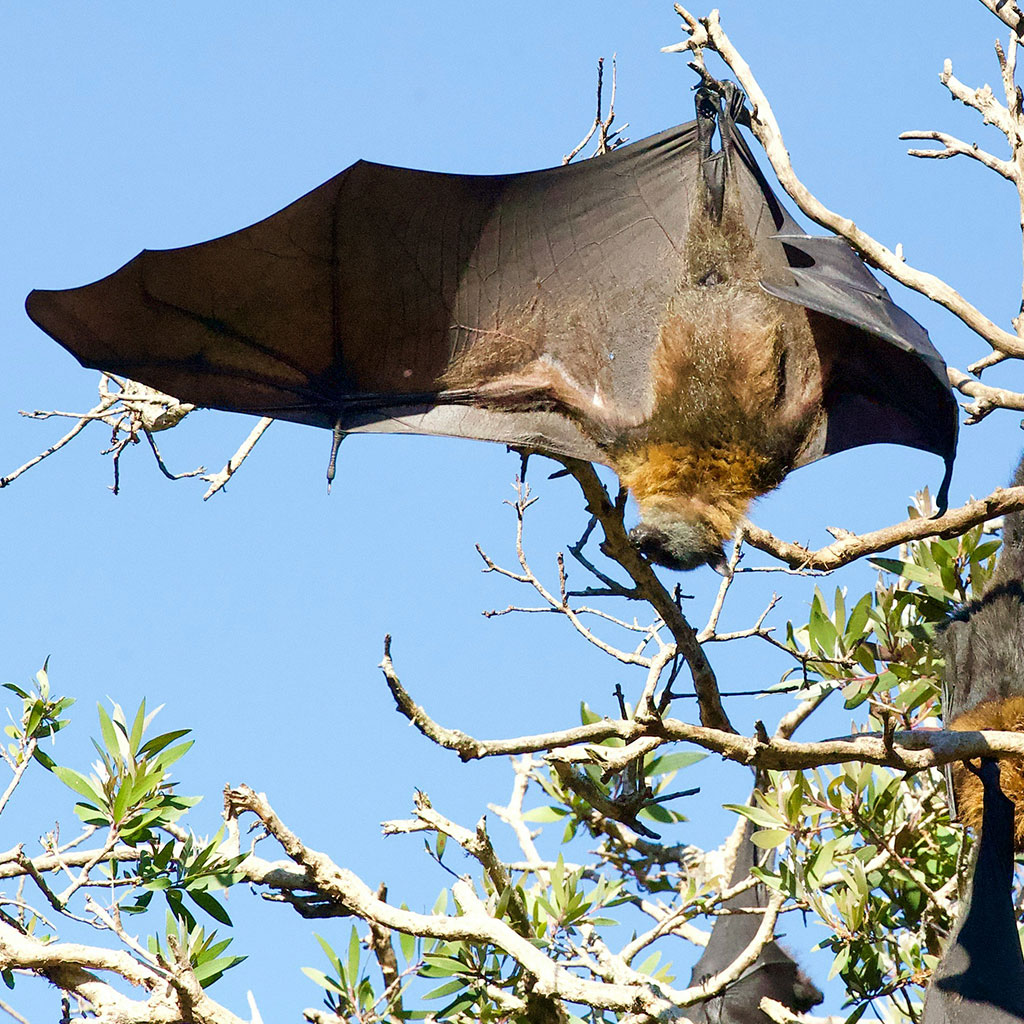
26, 106, 957, 494
27, 123, 706, 466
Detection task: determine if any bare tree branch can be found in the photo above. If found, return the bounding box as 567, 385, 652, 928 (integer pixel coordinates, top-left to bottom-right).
743, 486, 1024, 571
559, 460, 734, 732
664, 6, 1024, 359
977, 0, 1024, 36
201, 417, 273, 500
900, 129, 1015, 178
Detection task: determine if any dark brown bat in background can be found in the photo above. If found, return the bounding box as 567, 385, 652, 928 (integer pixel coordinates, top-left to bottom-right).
684, 814, 822, 1023
25, 84, 957, 570
925, 455, 1024, 1022
942, 454, 1024, 842
922, 760, 1024, 1023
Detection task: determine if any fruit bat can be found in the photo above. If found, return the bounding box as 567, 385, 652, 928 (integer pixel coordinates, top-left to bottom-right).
684, 815, 823, 1023
25, 83, 957, 570
926, 456, 1024, 1022
941, 454, 1024, 844
921, 761, 1024, 1023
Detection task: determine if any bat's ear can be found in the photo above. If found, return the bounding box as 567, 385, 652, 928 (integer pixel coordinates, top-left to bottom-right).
707, 548, 729, 575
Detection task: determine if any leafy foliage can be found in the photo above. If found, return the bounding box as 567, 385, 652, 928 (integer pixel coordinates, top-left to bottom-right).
148, 912, 247, 988
0, 679, 246, 995
0, 505, 1008, 1022
52, 700, 199, 843
2, 660, 73, 770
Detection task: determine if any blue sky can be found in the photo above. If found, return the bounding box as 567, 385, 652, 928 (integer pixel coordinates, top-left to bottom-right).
2, 2, 1022, 1019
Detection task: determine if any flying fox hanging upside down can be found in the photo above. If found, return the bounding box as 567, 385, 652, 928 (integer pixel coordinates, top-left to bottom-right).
683, 812, 822, 1022
922, 453, 1024, 1022
25, 83, 958, 570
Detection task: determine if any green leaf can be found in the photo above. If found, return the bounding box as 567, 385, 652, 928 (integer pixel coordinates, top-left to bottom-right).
522, 806, 569, 822
750, 828, 789, 849
36, 661, 50, 696
129, 700, 147, 756
843, 1002, 869, 1024
346, 925, 361, 984
25, 702, 43, 740
644, 751, 707, 776
785, 778, 805, 823
73, 802, 109, 827
829, 944, 850, 980
151, 739, 194, 772
808, 600, 840, 654
870, 557, 941, 587
834, 586, 846, 629
846, 593, 873, 639
31, 746, 56, 770
640, 803, 675, 824
302, 966, 346, 996
842, 677, 874, 710
97, 703, 120, 764
636, 951, 662, 975
437, 991, 477, 1017
315, 933, 343, 978
423, 978, 466, 1000
139, 728, 191, 760
723, 804, 782, 828
192, 954, 246, 987
53, 766, 106, 808
421, 954, 468, 975
187, 889, 233, 926
550, 853, 564, 894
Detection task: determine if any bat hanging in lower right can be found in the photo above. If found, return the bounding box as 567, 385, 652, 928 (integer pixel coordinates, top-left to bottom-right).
923, 453, 1024, 1022
25, 81, 958, 570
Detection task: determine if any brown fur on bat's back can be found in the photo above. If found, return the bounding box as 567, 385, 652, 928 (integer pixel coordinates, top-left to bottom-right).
609, 193, 828, 542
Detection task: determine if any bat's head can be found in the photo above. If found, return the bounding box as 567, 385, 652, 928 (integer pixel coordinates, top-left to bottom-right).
612, 444, 764, 573
714, 959, 823, 1023
629, 519, 728, 573
685, 946, 823, 1023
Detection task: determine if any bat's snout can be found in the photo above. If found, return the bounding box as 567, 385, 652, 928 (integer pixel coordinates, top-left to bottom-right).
628, 521, 726, 573
791, 970, 824, 1012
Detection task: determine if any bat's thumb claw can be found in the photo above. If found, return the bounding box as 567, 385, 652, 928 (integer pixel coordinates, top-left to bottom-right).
932, 456, 955, 518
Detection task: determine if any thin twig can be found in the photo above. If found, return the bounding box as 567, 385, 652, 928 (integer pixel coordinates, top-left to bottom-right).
201, 417, 273, 500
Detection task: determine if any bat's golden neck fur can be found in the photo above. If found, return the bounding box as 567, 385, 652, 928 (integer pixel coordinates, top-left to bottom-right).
949, 697, 1024, 851
614, 441, 774, 547
437, 180, 827, 571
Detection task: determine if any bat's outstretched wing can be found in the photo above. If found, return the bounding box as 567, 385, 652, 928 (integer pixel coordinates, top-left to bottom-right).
26, 84, 957, 501
26, 123, 708, 464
